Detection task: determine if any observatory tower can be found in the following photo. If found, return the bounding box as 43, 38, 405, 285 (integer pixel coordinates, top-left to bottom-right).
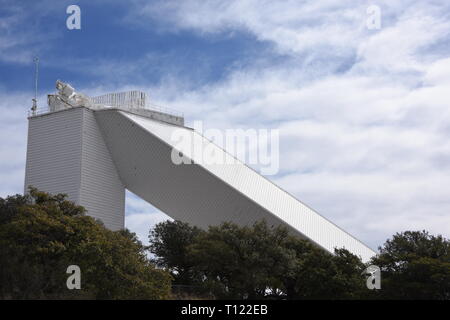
24, 81, 376, 261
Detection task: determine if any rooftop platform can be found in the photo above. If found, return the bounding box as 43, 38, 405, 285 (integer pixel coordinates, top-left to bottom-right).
29, 89, 184, 127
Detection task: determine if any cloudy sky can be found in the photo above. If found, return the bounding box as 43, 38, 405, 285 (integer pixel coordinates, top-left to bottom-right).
1, 0, 450, 250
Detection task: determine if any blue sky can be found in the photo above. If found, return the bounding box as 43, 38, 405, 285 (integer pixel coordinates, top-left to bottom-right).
1, 0, 450, 250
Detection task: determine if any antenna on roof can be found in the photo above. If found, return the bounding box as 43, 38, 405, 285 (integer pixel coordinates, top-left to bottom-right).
31, 56, 39, 115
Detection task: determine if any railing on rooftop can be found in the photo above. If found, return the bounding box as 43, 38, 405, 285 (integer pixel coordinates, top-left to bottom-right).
90, 91, 184, 118
28, 107, 52, 117
28, 90, 184, 119
90, 90, 146, 108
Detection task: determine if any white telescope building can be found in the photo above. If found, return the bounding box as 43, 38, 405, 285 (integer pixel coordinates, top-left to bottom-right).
24, 81, 376, 262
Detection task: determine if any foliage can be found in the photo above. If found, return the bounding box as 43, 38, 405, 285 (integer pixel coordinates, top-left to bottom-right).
281, 241, 366, 300
149, 222, 450, 300
370, 230, 450, 299
3, 188, 448, 300
149, 220, 367, 299
0, 188, 171, 299
149, 220, 204, 286
187, 221, 292, 299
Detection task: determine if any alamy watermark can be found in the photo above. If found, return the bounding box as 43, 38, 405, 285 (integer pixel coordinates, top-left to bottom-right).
66, 265, 81, 290
170, 121, 280, 175
366, 5, 381, 30
66, 5, 81, 30
362, 265, 381, 290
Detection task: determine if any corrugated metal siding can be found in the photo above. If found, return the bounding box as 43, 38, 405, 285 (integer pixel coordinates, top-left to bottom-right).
96, 110, 288, 232
24, 107, 125, 231
80, 109, 125, 231
24, 108, 83, 203
96, 110, 376, 262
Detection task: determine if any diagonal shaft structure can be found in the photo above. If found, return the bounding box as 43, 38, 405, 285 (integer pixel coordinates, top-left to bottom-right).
24, 85, 376, 262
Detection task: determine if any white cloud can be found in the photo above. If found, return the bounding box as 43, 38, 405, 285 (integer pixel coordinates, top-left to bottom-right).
354, 12, 450, 74
0, 1, 63, 64
132, 0, 367, 52
0, 91, 32, 197
131, 1, 449, 58
423, 57, 450, 85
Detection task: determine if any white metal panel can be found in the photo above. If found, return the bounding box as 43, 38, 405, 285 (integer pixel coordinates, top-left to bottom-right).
80, 109, 125, 230
25, 107, 125, 230
24, 108, 84, 204
96, 110, 376, 261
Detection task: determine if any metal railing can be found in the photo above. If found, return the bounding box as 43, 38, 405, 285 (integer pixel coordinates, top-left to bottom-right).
28, 91, 184, 119
28, 106, 53, 117
144, 102, 184, 118
90, 90, 146, 108
90, 91, 184, 118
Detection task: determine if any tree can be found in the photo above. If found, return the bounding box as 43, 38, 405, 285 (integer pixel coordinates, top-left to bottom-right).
148, 220, 204, 287
188, 221, 293, 299
149, 219, 367, 299
370, 230, 450, 299
278, 236, 367, 300
0, 188, 171, 299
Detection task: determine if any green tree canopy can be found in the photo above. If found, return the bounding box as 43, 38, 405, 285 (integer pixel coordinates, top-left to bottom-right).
370, 230, 450, 299
0, 188, 171, 299
280, 239, 366, 300
188, 221, 293, 299
4, 188, 448, 300
149, 220, 204, 286
149, 220, 367, 299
